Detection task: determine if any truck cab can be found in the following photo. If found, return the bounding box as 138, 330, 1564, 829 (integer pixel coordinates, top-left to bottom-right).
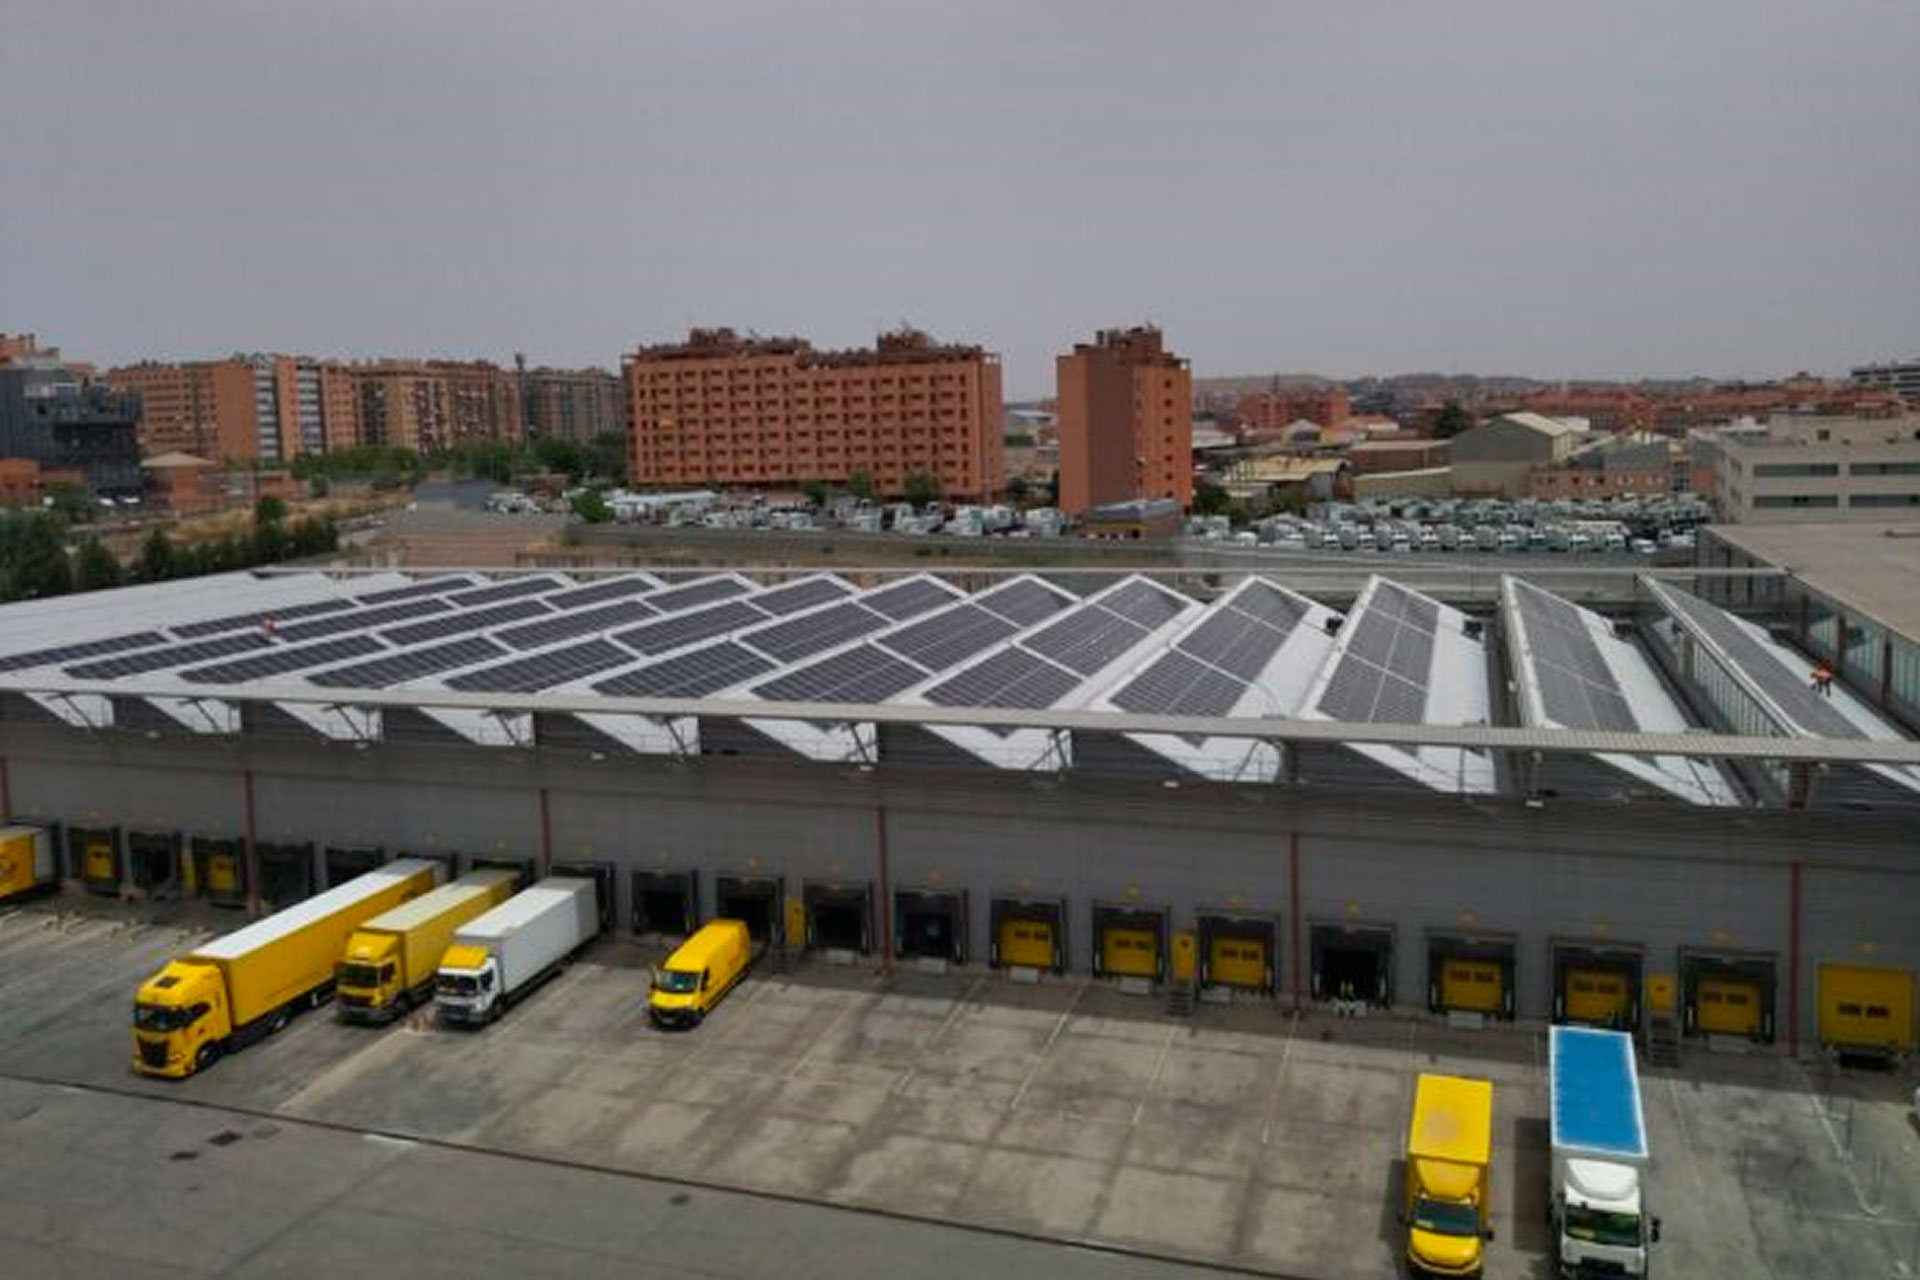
132, 961, 232, 1077
434, 944, 500, 1024
1559, 1158, 1656, 1275
335, 934, 403, 1018
1405, 1073, 1495, 1277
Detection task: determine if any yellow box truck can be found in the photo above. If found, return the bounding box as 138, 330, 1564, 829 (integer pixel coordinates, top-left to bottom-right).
0, 825, 58, 904
336, 868, 518, 1023
132, 859, 438, 1078
1404, 1073, 1495, 1277
649, 919, 752, 1028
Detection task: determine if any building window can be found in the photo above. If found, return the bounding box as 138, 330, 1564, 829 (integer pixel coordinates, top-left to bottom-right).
1752, 494, 1839, 509
1849, 493, 1920, 508
1850, 461, 1920, 476
1753, 462, 1840, 478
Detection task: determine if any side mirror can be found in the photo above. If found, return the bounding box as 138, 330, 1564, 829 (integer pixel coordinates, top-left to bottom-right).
1650, 1219, 1662, 1244
1484, 1228, 1495, 1242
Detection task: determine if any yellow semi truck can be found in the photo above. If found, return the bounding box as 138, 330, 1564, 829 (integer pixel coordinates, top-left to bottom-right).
336, 868, 518, 1023
0, 825, 58, 904
1404, 1073, 1495, 1277
132, 859, 438, 1078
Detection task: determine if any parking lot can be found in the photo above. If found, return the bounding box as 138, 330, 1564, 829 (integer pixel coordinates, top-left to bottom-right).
4, 897, 1918, 1279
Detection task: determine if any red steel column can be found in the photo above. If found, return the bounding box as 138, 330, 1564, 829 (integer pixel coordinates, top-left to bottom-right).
1289, 830, 1304, 1010
1786, 859, 1802, 1055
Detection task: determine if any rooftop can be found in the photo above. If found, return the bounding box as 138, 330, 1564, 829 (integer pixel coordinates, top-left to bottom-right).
1702, 522, 1920, 645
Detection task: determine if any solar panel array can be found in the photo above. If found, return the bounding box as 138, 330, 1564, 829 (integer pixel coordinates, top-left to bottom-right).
446, 638, 633, 693
751, 577, 851, 616
1109, 580, 1315, 717
309, 636, 509, 689
538, 576, 657, 611
355, 576, 476, 605
441, 576, 566, 609
1315, 582, 1444, 724
1659, 585, 1863, 739
879, 605, 1017, 671
1510, 582, 1637, 732
277, 597, 451, 643
66, 632, 273, 680
1024, 581, 1188, 675
924, 648, 1083, 710
378, 598, 552, 647
171, 596, 357, 639
595, 642, 777, 699
978, 579, 1074, 627
646, 577, 751, 612
614, 599, 768, 656
180, 635, 386, 684
0, 631, 169, 673
863, 578, 961, 620
496, 599, 657, 651
753, 645, 927, 705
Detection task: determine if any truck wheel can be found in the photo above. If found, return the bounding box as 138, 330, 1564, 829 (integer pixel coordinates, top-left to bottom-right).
194, 1044, 220, 1074
270, 1006, 291, 1034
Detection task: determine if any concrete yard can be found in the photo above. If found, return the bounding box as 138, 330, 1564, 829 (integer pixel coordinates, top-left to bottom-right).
3, 897, 1918, 1279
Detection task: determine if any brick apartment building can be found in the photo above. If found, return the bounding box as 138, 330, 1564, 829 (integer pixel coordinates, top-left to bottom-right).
1235, 384, 1351, 435
522, 364, 624, 444
108, 355, 359, 463
1055, 326, 1192, 515
625, 327, 1003, 501
354, 359, 522, 453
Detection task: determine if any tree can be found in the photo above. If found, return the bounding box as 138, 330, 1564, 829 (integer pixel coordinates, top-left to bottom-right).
1005, 475, 1031, 505
846, 470, 876, 501
253, 518, 289, 564
1431, 400, 1474, 440
0, 510, 74, 602
1192, 478, 1233, 517
74, 538, 123, 591
801, 480, 830, 510
254, 494, 288, 526
588, 432, 629, 485
569, 489, 613, 524
43, 482, 91, 525
137, 528, 176, 582
903, 470, 940, 508
308, 474, 330, 499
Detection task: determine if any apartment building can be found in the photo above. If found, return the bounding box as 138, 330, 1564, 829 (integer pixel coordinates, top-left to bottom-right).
1692, 414, 1920, 522
0, 342, 142, 496
625, 327, 1003, 501
1851, 358, 1920, 406
1055, 326, 1192, 515
523, 365, 624, 444
354, 359, 522, 453
1236, 384, 1351, 435
108, 355, 359, 463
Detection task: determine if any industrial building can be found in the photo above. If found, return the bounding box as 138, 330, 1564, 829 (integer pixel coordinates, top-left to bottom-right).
1689, 414, 1920, 523
1, 560, 1915, 1060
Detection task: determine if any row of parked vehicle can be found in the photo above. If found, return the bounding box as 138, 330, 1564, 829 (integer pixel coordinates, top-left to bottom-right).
129, 861, 751, 1078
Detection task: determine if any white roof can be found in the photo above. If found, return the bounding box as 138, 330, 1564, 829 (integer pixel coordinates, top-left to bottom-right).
454, 877, 592, 940
195, 859, 439, 960
357, 868, 519, 934
1495, 411, 1577, 437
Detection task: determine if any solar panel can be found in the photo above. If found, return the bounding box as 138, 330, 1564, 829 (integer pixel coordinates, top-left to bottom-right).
308, 636, 508, 688
276, 598, 451, 643
1101, 580, 1187, 629
495, 600, 658, 651
1025, 608, 1150, 676
1317, 659, 1384, 722
754, 645, 927, 704
538, 577, 658, 611
1228, 581, 1310, 633
924, 648, 1080, 709
180, 635, 385, 683
0, 631, 169, 673
752, 578, 852, 616
171, 596, 357, 639
1509, 583, 1638, 732
446, 639, 632, 693
1385, 619, 1435, 681
1661, 587, 1862, 739
594, 641, 777, 699
646, 577, 752, 612
862, 578, 959, 621
379, 598, 552, 647
978, 579, 1073, 627
354, 576, 474, 605
743, 601, 887, 664
442, 577, 564, 609
65, 632, 273, 679
879, 605, 1017, 671
1113, 651, 1222, 715
612, 599, 768, 656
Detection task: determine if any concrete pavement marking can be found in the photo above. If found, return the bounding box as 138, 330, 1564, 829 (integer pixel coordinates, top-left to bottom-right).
1259, 1009, 1301, 1146
1007, 977, 1088, 1113
1131, 1023, 1179, 1128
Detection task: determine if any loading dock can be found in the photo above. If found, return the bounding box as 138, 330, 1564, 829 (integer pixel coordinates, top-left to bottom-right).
1428, 931, 1516, 1020
126, 830, 182, 900
1680, 948, 1776, 1043
324, 845, 385, 888
990, 895, 1066, 974
256, 841, 315, 907
1816, 962, 1914, 1061
70, 826, 120, 895
802, 881, 872, 955
893, 888, 966, 966
1551, 942, 1643, 1032
631, 869, 699, 939
551, 859, 618, 934
1092, 903, 1169, 985
400, 849, 462, 881
714, 874, 784, 954
469, 855, 534, 889
1309, 921, 1393, 1006
187, 836, 246, 906
1197, 911, 1278, 993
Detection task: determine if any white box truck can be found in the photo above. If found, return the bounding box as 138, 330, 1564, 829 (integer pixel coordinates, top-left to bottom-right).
434, 876, 598, 1025
1549, 1025, 1660, 1277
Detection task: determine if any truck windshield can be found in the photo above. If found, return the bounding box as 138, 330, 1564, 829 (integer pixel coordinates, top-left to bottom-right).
134, 1003, 193, 1033
1412, 1197, 1481, 1238
437, 974, 479, 997
654, 969, 700, 995
338, 962, 384, 990
1565, 1206, 1642, 1248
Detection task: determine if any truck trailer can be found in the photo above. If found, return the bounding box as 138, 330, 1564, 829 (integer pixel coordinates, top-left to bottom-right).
0, 824, 57, 903
336, 868, 519, 1023
434, 876, 598, 1025
1550, 1026, 1658, 1277
132, 859, 439, 1077
1405, 1072, 1495, 1277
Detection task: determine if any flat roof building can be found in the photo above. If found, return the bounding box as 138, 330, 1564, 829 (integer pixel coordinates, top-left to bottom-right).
1690, 414, 1920, 523
108, 356, 360, 464
1055, 327, 1192, 515
1851, 358, 1920, 406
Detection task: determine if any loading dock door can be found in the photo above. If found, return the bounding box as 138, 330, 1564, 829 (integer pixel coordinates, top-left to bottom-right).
1817, 964, 1915, 1057
1310, 922, 1393, 1006
1428, 934, 1516, 1020
71, 826, 120, 894
715, 874, 784, 954
991, 897, 1066, 973
803, 882, 872, 954
257, 842, 315, 907
894, 889, 966, 965
127, 831, 181, 898
1564, 969, 1632, 1026
1696, 978, 1763, 1036
325, 845, 385, 888
1551, 944, 1643, 1032
190, 837, 247, 906
551, 860, 617, 934
1198, 913, 1278, 993
1093, 905, 1168, 983
631, 870, 699, 939
1681, 951, 1775, 1043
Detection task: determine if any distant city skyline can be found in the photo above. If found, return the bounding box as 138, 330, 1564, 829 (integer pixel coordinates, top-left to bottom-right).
4, 1, 1917, 399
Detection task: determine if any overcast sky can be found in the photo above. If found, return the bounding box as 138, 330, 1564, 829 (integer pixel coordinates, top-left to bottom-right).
4, 2, 1917, 397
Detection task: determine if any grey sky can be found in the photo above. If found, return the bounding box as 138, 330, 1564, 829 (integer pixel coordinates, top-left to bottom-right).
4, 1, 1917, 397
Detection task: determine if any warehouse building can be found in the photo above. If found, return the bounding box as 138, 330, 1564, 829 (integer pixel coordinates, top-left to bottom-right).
1, 562, 1916, 1060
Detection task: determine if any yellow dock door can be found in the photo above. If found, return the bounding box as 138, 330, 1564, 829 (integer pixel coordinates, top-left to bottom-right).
1818, 964, 1915, 1055
1439, 958, 1504, 1014
998, 919, 1054, 970
1101, 926, 1159, 979
1563, 968, 1631, 1026
1695, 976, 1763, 1036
